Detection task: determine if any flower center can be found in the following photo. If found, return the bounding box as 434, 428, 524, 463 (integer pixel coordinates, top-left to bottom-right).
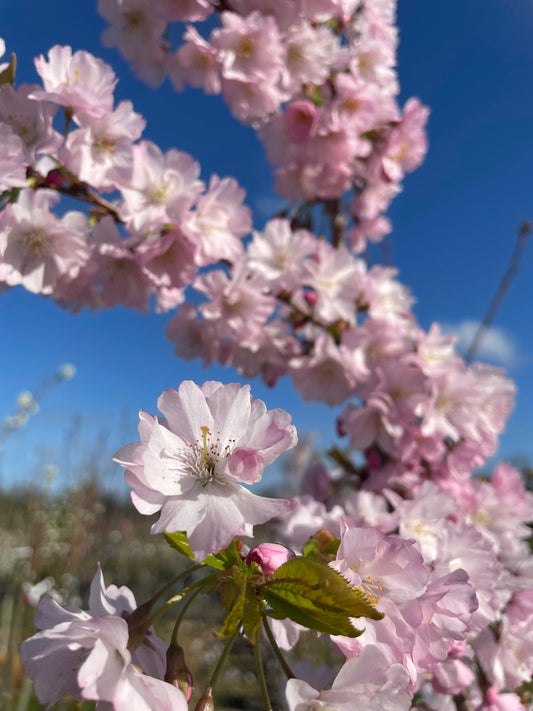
148, 182, 170, 205
236, 36, 255, 59
23, 228, 49, 257
94, 135, 116, 155
359, 575, 386, 606
351, 565, 386, 607
181, 426, 234, 487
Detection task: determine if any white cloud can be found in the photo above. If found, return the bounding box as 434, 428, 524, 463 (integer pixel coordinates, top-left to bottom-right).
441, 320, 525, 369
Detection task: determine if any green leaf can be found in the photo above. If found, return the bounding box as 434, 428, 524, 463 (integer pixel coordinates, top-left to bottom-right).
204, 538, 242, 571
242, 588, 262, 644
0, 53, 16, 87
218, 566, 246, 638
164, 531, 195, 560
262, 557, 383, 638
264, 592, 363, 637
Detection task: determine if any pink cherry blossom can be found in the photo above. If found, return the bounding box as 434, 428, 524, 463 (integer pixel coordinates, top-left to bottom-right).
20, 565, 187, 711
60, 100, 146, 191
114, 381, 297, 559
332, 523, 429, 605
212, 11, 284, 85
0, 123, 27, 190
0, 83, 62, 163
196, 264, 276, 348
246, 218, 315, 292
0, 189, 89, 295
119, 140, 204, 233
98, 0, 168, 86
33, 46, 117, 119
285, 644, 412, 711
182, 174, 251, 266
171, 26, 221, 94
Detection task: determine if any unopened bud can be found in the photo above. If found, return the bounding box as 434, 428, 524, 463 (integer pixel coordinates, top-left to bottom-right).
246, 543, 293, 576
44, 169, 64, 189
304, 290, 317, 307
165, 642, 193, 701
194, 687, 214, 711
365, 447, 383, 470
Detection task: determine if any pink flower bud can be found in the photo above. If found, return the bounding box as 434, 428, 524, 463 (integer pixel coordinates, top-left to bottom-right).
283, 100, 318, 144
304, 291, 318, 307
44, 169, 64, 188
365, 447, 383, 470
246, 543, 293, 576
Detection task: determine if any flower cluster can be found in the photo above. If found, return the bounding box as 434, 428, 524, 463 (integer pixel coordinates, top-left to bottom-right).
0, 43, 251, 310
99, 0, 428, 246
20, 378, 533, 711
8, 1, 533, 709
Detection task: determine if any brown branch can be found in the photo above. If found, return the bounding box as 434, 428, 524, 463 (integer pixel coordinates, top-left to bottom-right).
324, 198, 346, 248
464, 219, 531, 363
26, 167, 123, 223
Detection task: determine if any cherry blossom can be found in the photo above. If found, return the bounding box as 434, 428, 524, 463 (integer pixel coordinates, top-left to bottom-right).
33, 45, 117, 118
285, 645, 412, 711
19, 565, 187, 711
114, 381, 297, 559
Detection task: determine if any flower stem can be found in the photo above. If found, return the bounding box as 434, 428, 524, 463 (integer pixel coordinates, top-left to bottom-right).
150, 564, 206, 607
150, 573, 218, 626
254, 637, 273, 711
208, 624, 241, 689
170, 586, 203, 646
262, 613, 295, 680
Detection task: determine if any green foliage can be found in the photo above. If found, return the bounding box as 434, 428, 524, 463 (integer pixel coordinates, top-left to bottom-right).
262, 557, 383, 637
164, 531, 195, 560
217, 560, 262, 643
218, 564, 248, 638
205, 538, 242, 571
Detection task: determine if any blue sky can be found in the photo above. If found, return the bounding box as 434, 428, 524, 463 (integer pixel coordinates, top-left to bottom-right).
1, 1, 533, 491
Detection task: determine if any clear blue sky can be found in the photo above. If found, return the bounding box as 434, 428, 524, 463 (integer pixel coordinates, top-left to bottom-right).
2, 0, 533, 491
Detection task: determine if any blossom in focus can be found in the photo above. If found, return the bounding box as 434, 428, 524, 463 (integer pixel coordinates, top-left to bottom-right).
114, 381, 297, 559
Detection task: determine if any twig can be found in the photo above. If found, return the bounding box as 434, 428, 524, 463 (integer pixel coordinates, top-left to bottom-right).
464, 220, 531, 363
324, 198, 346, 248
26, 167, 122, 223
